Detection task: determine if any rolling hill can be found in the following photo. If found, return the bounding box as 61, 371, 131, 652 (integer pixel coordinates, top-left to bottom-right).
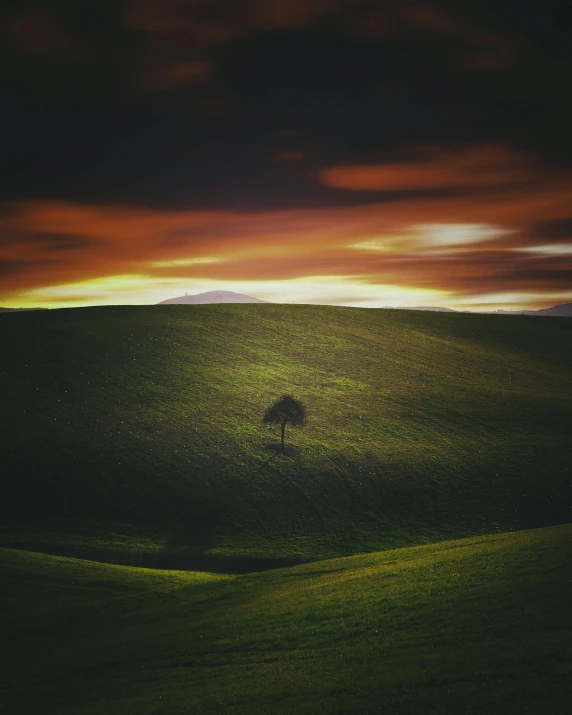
1, 304, 571, 564
2, 524, 571, 714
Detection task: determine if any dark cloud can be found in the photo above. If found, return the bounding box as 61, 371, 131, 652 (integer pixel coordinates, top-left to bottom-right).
532, 217, 572, 241
0, 231, 100, 253
0, 1, 570, 210
37, 233, 98, 252
0, 260, 27, 276
496, 265, 572, 289
0, 230, 97, 251
0, 258, 61, 275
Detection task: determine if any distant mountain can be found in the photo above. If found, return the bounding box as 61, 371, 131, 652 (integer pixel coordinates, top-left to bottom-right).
158, 290, 267, 305
494, 303, 572, 317
532, 302, 572, 317
391, 303, 572, 316
0, 307, 45, 313
381, 306, 457, 312
403, 306, 457, 312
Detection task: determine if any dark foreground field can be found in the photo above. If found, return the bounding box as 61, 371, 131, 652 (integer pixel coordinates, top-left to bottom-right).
2, 524, 571, 714
1, 305, 571, 714
1, 304, 571, 562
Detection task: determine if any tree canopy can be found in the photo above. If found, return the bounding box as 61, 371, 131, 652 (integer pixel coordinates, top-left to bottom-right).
263, 395, 307, 450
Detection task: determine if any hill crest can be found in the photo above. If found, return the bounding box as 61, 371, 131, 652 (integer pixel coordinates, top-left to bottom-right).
1, 303, 571, 563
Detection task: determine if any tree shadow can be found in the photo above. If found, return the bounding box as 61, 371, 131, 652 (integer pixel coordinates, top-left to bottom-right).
151, 449, 306, 572
264, 440, 300, 457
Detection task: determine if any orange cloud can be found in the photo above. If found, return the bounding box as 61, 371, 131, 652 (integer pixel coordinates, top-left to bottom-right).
317, 145, 538, 192
2, 157, 572, 311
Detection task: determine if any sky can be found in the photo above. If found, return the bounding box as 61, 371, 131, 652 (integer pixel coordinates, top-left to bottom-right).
1, 0, 572, 311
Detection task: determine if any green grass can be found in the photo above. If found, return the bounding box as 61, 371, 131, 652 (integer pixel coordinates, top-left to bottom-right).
1, 524, 571, 714
1, 304, 571, 561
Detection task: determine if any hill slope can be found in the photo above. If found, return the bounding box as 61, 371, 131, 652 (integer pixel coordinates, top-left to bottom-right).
1, 524, 571, 714
1, 304, 571, 562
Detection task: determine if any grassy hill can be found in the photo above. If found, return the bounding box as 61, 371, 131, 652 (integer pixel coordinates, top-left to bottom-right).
2, 524, 571, 714
1, 304, 571, 563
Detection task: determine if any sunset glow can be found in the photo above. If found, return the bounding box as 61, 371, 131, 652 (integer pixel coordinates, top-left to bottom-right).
1, 1, 571, 312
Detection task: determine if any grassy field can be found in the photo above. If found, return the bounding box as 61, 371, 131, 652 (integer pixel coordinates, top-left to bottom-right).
1, 524, 571, 714
1, 304, 571, 563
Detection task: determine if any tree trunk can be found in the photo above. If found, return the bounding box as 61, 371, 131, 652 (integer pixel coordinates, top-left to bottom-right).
281, 421, 286, 450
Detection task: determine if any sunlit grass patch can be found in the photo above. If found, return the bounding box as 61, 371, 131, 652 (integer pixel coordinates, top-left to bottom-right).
1, 304, 571, 561
1, 524, 571, 714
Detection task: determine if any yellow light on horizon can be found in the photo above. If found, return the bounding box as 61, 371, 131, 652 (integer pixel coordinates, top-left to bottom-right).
5, 273, 451, 311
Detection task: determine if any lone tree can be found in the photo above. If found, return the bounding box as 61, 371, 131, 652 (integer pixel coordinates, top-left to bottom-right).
263, 395, 307, 451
